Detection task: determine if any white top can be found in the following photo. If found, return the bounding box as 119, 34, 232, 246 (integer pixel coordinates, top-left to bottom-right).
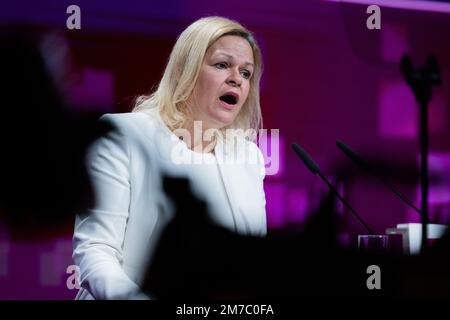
72, 109, 267, 300
185, 151, 237, 231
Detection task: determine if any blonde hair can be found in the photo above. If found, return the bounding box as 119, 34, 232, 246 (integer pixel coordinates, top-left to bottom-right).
133, 16, 263, 137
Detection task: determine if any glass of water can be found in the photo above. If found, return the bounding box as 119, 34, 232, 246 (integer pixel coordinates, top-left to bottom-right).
358, 235, 389, 254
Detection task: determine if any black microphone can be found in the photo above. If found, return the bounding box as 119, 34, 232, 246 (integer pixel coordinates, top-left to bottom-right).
291, 143, 374, 235
335, 140, 426, 221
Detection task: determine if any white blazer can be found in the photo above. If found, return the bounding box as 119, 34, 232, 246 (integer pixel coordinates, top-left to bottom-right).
72, 110, 267, 300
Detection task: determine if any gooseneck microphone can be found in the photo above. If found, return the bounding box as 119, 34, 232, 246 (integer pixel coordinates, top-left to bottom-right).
291, 143, 374, 235
335, 140, 426, 221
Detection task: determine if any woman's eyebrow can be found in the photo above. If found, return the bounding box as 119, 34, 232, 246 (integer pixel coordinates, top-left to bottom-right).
214, 52, 254, 67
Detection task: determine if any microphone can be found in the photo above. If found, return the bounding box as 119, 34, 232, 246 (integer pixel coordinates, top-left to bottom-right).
291, 143, 374, 235
335, 140, 426, 221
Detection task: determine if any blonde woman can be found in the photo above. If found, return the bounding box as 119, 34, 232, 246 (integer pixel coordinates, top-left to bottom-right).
72, 16, 267, 300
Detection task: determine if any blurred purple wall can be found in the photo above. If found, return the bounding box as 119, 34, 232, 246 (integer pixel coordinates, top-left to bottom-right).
1, 0, 450, 299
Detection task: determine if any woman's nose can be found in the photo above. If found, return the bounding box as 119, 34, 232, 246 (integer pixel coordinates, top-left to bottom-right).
226, 69, 242, 87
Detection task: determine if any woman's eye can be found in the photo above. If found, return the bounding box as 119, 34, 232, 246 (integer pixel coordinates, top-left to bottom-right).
241, 70, 251, 79
215, 62, 227, 69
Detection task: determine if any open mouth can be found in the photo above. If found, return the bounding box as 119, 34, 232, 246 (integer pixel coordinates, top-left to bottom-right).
219, 94, 238, 105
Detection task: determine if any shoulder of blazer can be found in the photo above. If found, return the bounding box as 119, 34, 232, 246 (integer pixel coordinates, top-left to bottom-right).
97, 112, 161, 142
99, 112, 157, 131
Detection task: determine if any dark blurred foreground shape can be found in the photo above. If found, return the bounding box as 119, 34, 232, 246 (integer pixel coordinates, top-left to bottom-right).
142, 176, 450, 300
0, 30, 110, 239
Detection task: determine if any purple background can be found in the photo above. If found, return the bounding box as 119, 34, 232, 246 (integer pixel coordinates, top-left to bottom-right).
1, 0, 450, 299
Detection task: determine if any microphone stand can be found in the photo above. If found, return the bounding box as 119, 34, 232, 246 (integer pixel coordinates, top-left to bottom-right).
291, 143, 374, 235
317, 171, 374, 235
400, 54, 441, 254
419, 97, 429, 254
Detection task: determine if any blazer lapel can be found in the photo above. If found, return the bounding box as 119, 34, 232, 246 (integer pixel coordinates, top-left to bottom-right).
214, 136, 241, 232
